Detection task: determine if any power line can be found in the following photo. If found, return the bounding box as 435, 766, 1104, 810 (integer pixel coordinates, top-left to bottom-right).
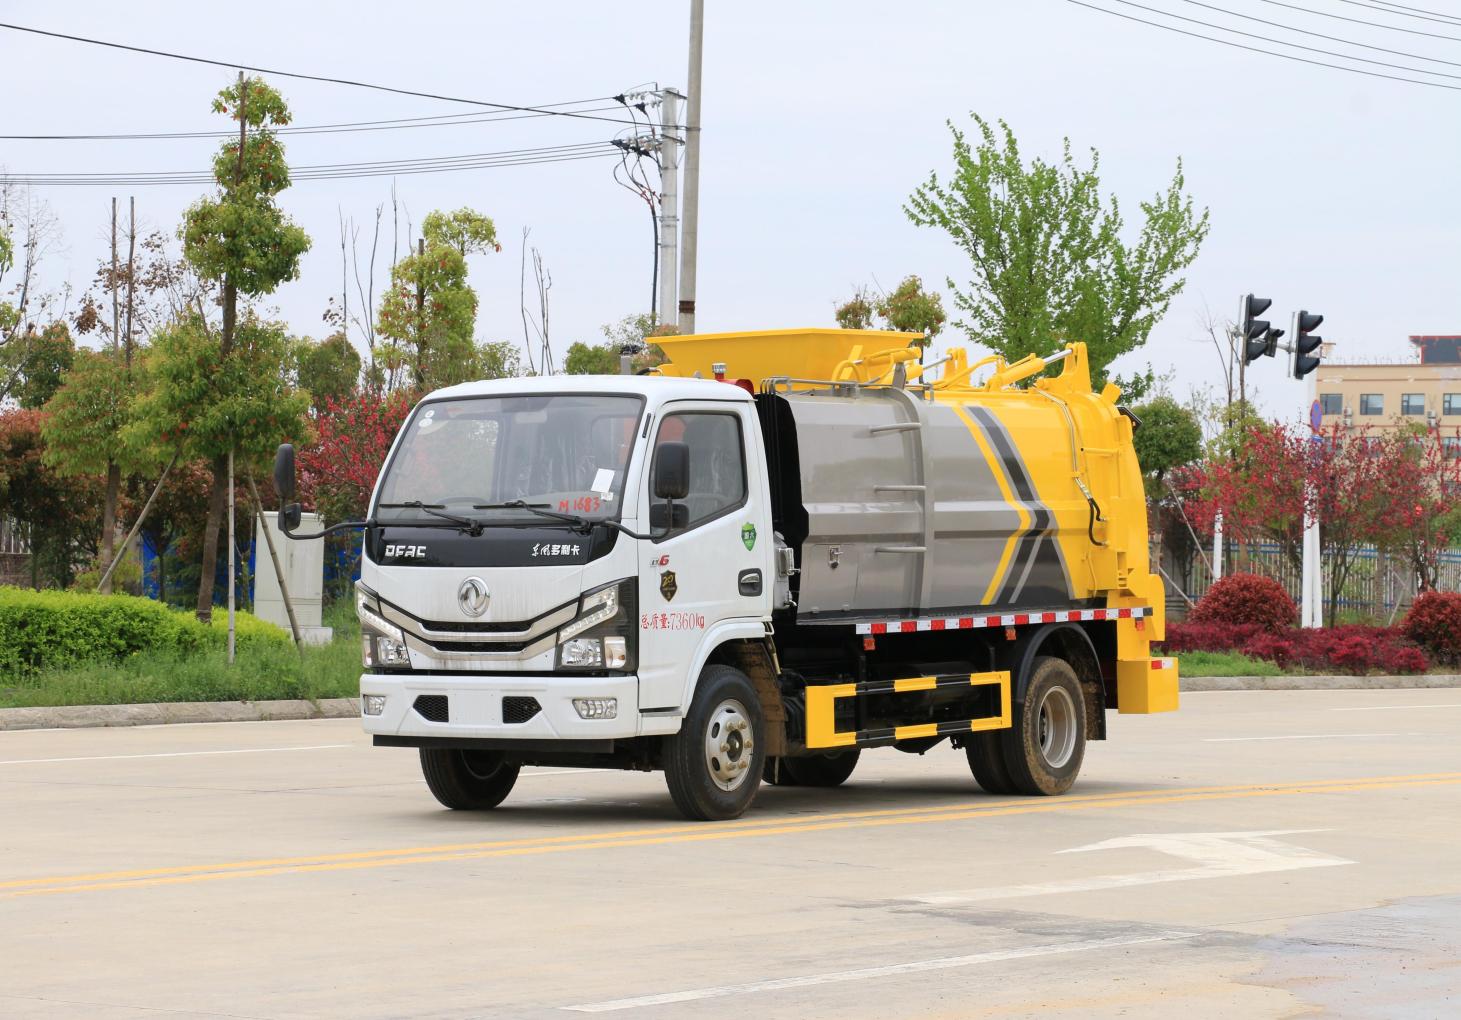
1366, 0, 1461, 22
1103, 0, 1461, 80
1334, 0, 1461, 27
0, 21, 642, 126
12, 140, 611, 179
1064, 0, 1461, 90
0, 141, 619, 187
1254, 0, 1461, 43
1176, 0, 1461, 68
0, 100, 626, 141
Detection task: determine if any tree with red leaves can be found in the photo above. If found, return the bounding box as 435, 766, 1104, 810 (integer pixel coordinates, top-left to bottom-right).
1174, 421, 1400, 624
1371, 424, 1461, 592
296, 390, 414, 526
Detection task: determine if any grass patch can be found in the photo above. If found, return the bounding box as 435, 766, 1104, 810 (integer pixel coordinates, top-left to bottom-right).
0, 601, 363, 709
1176, 650, 1286, 677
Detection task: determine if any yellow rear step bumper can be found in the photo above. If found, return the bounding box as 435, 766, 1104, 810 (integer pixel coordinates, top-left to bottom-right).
1116, 656, 1179, 713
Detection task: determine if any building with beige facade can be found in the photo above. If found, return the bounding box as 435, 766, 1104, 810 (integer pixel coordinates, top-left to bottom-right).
1316, 336, 1461, 446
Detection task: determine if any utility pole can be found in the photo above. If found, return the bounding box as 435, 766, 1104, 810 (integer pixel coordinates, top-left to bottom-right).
656, 88, 683, 330
677, 0, 704, 336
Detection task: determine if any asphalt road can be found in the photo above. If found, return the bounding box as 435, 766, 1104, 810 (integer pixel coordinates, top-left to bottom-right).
3, 688, 1460, 1020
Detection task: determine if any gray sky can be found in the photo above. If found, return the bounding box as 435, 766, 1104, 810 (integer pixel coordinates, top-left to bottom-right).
3, 0, 1458, 420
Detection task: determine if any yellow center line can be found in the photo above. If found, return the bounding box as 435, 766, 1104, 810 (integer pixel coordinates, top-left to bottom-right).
5, 771, 1456, 893
6, 772, 1459, 899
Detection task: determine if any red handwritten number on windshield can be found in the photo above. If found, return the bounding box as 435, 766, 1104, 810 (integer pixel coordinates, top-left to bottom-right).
558, 495, 603, 513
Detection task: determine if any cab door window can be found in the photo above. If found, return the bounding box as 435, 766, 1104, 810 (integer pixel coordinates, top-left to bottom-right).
651, 412, 747, 530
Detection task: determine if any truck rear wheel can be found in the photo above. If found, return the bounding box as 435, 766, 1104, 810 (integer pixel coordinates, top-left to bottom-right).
965, 732, 1015, 795
663, 664, 765, 821
783, 749, 860, 787
1001, 656, 1086, 796
419, 749, 520, 810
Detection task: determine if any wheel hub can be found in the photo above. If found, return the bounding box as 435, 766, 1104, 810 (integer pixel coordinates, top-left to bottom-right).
704, 699, 754, 792
1037, 686, 1078, 769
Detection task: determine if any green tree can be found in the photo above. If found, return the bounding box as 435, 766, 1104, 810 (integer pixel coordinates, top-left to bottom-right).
472, 339, 522, 380
2, 321, 74, 408
179, 75, 311, 621
376, 206, 498, 393
834, 289, 875, 331
294, 332, 361, 413
422, 208, 500, 257
132, 314, 310, 617
905, 115, 1208, 397
833, 277, 946, 349
41, 348, 154, 591
878, 276, 946, 346
563, 342, 622, 375
1130, 396, 1202, 499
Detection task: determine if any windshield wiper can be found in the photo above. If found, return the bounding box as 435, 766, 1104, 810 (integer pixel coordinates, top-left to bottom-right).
377, 501, 483, 535
472, 500, 658, 540
472, 500, 593, 534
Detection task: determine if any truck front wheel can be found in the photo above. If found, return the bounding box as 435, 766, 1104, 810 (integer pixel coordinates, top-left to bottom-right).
1000, 656, 1086, 796
663, 665, 765, 821
419, 749, 521, 810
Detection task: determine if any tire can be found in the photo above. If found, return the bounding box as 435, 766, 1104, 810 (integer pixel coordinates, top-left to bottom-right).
782, 749, 861, 787
763, 759, 798, 786
419, 749, 521, 810
965, 731, 1015, 795
663, 664, 765, 821
1000, 656, 1086, 796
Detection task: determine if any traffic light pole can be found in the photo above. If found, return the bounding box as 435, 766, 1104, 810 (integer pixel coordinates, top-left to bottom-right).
1298, 311, 1322, 628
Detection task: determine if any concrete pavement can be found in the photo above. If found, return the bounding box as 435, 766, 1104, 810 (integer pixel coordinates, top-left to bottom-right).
2, 688, 1460, 1018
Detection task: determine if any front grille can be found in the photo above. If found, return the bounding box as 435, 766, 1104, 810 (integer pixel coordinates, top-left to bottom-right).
413, 694, 449, 723
502, 696, 541, 724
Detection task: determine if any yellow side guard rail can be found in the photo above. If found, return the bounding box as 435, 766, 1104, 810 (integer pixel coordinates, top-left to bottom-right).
805, 671, 1011, 750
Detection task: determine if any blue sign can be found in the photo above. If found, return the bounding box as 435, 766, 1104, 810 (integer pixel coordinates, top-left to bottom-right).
1309, 399, 1322, 432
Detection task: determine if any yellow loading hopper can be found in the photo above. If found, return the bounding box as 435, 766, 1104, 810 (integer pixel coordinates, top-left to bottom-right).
654, 327, 922, 383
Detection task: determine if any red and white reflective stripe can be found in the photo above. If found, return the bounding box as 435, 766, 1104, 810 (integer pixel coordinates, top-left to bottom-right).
1150, 657, 1174, 671
856, 605, 1149, 636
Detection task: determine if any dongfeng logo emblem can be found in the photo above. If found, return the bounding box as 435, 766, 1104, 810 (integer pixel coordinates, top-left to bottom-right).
457, 577, 490, 617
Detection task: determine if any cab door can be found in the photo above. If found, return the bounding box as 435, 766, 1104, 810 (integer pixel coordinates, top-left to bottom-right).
636, 400, 773, 710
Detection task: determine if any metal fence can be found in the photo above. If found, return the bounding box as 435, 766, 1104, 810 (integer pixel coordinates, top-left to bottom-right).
1163, 541, 1461, 622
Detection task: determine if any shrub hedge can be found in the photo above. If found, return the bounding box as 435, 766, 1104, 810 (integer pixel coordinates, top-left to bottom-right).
1188, 573, 1296, 632
1402, 590, 1461, 665
0, 586, 291, 677
1160, 621, 1429, 675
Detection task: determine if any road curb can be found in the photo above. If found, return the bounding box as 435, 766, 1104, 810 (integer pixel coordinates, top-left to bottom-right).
0, 698, 358, 731
1182, 675, 1461, 692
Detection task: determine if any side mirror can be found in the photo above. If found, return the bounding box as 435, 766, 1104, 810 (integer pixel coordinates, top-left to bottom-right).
653, 441, 690, 500
273, 443, 302, 534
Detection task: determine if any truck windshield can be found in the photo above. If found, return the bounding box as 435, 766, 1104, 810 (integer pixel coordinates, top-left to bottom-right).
374, 394, 643, 524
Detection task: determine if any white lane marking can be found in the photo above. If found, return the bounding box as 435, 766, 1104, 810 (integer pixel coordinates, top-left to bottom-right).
1202, 733, 1416, 742
0, 744, 349, 766
1331, 703, 1461, 712
560, 931, 1197, 1012
910, 830, 1352, 905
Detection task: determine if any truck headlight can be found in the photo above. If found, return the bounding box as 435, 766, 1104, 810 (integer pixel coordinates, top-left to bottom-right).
556, 580, 636, 672
357, 585, 410, 669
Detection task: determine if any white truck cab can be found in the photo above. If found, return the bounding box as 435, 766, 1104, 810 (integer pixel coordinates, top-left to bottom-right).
355, 375, 773, 751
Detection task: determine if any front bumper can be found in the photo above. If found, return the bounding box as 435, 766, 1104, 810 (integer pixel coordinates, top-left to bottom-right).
359, 672, 643, 741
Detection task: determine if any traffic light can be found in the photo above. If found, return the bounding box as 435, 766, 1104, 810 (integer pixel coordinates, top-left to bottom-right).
1262, 325, 1285, 358
1240, 294, 1272, 365
1292, 310, 1323, 379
